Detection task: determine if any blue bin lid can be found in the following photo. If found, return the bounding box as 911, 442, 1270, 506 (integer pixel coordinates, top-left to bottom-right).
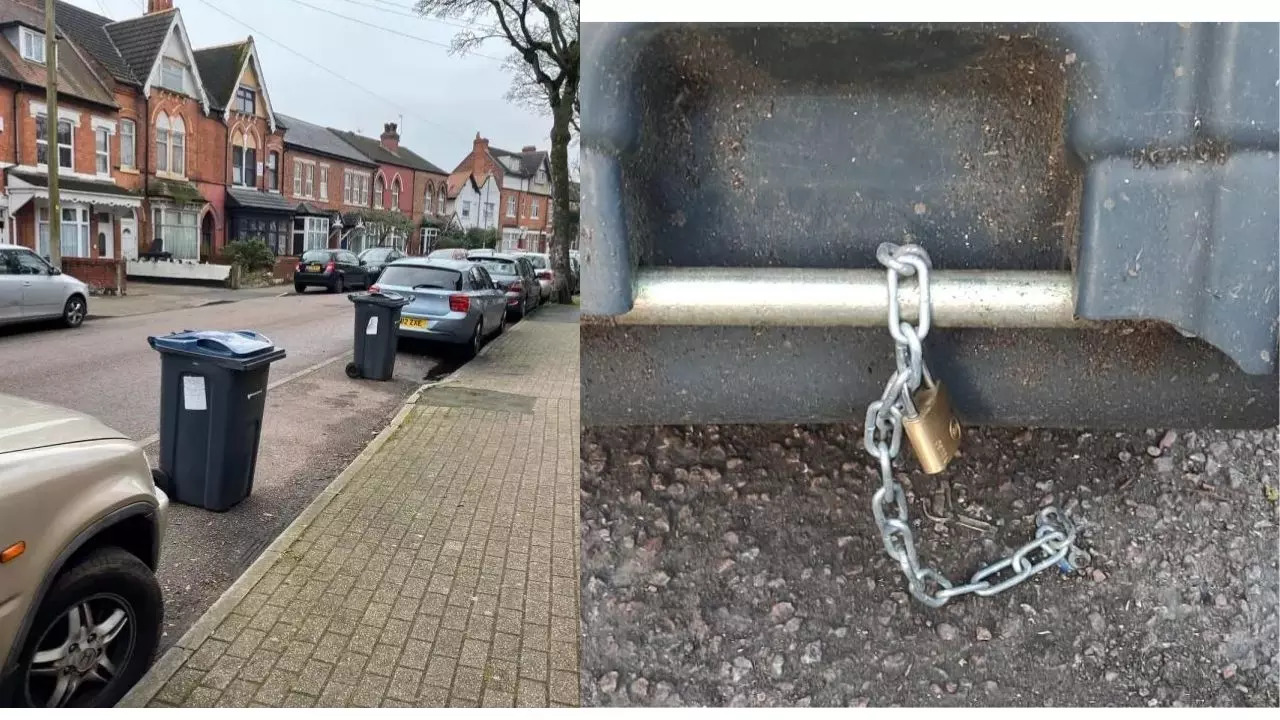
148, 330, 276, 358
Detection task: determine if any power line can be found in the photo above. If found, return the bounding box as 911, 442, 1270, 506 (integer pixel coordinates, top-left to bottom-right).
331, 0, 477, 32
185, 0, 472, 146
281, 0, 506, 61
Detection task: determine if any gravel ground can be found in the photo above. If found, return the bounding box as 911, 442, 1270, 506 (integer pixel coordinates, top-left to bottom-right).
580, 424, 1279, 707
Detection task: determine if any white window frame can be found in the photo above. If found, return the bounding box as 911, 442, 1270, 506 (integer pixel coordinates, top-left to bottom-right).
161, 58, 185, 93
171, 117, 185, 176
36, 114, 73, 171
304, 164, 315, 198
318, 164, 329, 200
462, 200, 472, 219
20, 27, 46, 64
373, 175, 385, 209
266, 151, 279, 191
293, 162, 303, 196
506, 195, 516, 218
120, 119, 136, 169
343, 170, 353, 205
95, 127, 110, 175
437, 190, 446, 215
37, 204, 90, 258
302, 216, 329, 251
151, 205, 200, 260
529, 198, 539, 219
390, 177, 401, 210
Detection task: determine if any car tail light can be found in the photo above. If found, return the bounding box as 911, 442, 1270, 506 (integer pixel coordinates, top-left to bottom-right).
369, 284, 380, 294
325, 261, 336, 273
510, 282, 522, 293
449, 294, 470, 313
295, 262, 304, 273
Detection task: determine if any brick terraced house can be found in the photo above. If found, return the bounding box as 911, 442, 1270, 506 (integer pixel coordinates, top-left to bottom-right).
449, 132, 553, 252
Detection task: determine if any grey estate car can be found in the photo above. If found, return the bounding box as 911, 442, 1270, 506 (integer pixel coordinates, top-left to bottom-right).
468, 253, 539, 320
0, 245, 90, 329
373, 259, 508, 358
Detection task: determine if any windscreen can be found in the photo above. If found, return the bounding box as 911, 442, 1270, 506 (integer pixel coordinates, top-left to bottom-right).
377, 265, 462, 291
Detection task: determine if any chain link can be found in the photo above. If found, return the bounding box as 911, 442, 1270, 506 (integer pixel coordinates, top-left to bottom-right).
864, 242, 1086, 607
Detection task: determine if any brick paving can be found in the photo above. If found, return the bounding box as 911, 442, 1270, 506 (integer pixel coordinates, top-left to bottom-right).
121, 306, 580, 708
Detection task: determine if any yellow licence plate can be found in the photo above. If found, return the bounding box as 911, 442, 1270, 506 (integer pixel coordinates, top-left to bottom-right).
307, 264, 322, 272
400, 317, 428, 329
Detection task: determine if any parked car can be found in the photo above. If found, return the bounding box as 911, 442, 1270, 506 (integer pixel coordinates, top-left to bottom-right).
293, 248, 372, 293
426, 248, 469, 260
372, 259, 508, 359
0, 245, 89, 329
469, 253, 540, 320
357, 247, 406, 283
569, 256, 581, 295
515, 252, 555, 304
0, 393, 168, 707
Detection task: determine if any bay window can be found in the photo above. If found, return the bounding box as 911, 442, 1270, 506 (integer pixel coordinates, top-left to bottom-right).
292, 216, 330, 254
232, 131, 257, 187
155, 113, 185, 176
152, 206, 199, 260
37, 205, 90, 258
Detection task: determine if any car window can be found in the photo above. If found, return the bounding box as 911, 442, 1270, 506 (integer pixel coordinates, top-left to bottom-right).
4, 249, 52, 275
301, 249, 334, 263
522, 254, 548, 269
475, 259, 517, 276
340, 252, 358, 264
361, 248, 391, 262
474, 266, 496, 289
377, 265, 462, 291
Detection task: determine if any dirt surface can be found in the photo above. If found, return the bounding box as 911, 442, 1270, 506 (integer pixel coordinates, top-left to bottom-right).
580, 423, 1279, 707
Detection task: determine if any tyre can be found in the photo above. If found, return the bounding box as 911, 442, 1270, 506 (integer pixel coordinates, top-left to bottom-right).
62, 295, 86, 328
461, 319, 483, 360
13, 547, 162, 708
294, 283, 306, 294
496, 312, 508, 336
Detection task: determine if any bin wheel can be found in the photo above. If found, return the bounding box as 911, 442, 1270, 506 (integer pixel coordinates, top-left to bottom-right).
345, 362, 361, 379
150, 468, 170, 494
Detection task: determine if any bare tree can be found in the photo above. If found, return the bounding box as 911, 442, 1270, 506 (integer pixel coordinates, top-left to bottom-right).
415, 0, 579, 303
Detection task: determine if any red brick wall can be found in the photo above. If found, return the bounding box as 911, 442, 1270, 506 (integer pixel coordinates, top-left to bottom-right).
372, 163, 416, 214
112, 87, 145, 193
0, 84, 15, 166
62, 257, 126, 294
272, 255, 298, 281
227, 114, 284, 191
13, 92, 117, 176
283, 148, 374, 213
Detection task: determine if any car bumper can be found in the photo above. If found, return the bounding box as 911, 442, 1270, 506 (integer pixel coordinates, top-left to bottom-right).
395, 314, 473, 344
294, 272, 334, 285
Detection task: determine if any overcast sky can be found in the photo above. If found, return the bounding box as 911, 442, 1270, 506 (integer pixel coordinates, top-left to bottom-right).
64, 0, 557, 172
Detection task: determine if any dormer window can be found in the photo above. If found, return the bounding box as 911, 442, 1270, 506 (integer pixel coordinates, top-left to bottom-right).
20, 27, 46, 64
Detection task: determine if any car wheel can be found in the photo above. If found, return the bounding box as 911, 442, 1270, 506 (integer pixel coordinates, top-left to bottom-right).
62, 296, 86, 328
496, 312, 509, 336
462, 319, 483, 360
14, 547, 162, 708
294, 283, 306, 294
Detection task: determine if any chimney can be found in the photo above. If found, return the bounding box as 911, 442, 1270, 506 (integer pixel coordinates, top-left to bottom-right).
521, 145, 536, 153
380, 122, 400, 152
472, 132, 489, 179
147, 0, 174, 12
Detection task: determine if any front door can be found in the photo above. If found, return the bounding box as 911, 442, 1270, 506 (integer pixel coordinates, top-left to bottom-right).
120, 216, 138, 260
96, 212, 114, 259
200, 212, 214, 262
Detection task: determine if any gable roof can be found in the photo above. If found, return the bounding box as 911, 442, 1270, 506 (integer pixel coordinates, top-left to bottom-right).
0, 3, 116, 108
277, 113, 375, 167
489, 146, 549, 179
329, 129, 447, 175
103, 8, 175, 84
192, 41, 245, 112
53, 0, 138, 85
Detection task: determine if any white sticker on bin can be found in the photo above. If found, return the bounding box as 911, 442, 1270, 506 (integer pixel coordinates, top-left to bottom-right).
366, 315, 379, 335
183, 375, 207, 411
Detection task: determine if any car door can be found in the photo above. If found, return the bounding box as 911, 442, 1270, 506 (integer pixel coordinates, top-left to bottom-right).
13, 249, 65, 318
470, 267, 500, 327
0, 250, 25, 322
340, 251, 364, 286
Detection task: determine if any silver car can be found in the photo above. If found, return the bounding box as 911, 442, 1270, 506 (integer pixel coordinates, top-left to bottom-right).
375, 259, 508, 359
0, 245, 90, 329
516, 252, 555, 304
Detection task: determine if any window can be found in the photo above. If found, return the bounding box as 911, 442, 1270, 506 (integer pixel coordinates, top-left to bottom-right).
318, 164, 329, 200
293, 216, 330, 254
152, 206, 199, 260
266, 152, 279, 191
161, 58, 184, 93
506, 195, 516, 217
293, 162, 303, 196
36, 115, 73, 170
529, 198, 539, 219
484, 202, 495, 224
171, 116, 185, 175
343, 170, 370, 206
20, 27, 46, 64
304, 164, 315, 198
437, 189, 446, 215
373, 175, 385, 209
155, 113, 169, 172
390, 178, 400, 209
120, 119, 136, 169
2, 248, 52, 275
38, 205, 90, 258
420, 226, 439, 249
461, 201, 471, 219
358, 173, 370, 205
95, 128, 110, 175
231, 131, 256, 186
342, 171, 353, 204
235, 86, 255, 114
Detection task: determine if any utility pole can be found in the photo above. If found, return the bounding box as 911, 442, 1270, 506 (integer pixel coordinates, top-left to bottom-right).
44, 0, 61, 266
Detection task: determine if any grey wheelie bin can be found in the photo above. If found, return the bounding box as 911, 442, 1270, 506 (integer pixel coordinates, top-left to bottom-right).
346, 290, 410, 381
148, 330, 286, 511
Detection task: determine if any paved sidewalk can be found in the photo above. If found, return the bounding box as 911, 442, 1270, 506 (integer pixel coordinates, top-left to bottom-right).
90, 282, 286, 318
121, 305, 581, 707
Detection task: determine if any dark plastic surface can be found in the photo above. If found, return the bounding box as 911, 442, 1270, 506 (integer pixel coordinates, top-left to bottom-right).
580, 22, 1279, 427
148, 330, 285, 369
151, 338, 285, 512
348, 292, 410, 381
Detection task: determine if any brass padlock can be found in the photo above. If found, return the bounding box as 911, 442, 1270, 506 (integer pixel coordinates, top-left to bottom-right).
902, 379, 962, 474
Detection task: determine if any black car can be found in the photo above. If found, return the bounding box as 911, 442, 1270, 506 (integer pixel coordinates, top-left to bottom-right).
469, 253, 540, 319
358, 246, 406, 283
293, 248, 372, 293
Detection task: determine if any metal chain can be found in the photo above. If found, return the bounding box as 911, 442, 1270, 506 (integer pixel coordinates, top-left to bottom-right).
864, 242, 1087, 608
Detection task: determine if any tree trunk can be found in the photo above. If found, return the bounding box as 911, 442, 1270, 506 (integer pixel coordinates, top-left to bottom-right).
549, 86, 575, 304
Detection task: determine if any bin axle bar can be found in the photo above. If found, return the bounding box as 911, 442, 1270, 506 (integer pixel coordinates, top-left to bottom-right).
616, 267, 1080, 328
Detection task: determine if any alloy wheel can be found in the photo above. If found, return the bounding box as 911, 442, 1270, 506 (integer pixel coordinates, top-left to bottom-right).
23, 593, 135, 708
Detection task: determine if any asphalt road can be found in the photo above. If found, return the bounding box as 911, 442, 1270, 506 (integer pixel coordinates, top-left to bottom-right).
0, 290, 446, 649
